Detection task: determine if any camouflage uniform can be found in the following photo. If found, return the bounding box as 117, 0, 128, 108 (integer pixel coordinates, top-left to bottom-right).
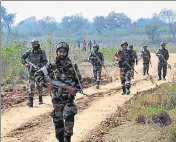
21, 39, 48, 107
129, 45, 138, 79
141, 45, 151, 75
35, 42, 82, 142
156, 42, 169, 80
117, 41, 134, 95
88, 44, 104, 89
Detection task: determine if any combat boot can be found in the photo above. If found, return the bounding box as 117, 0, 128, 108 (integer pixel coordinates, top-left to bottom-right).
147, 71, 149, 75
27, 97, 33, 107
163, 76, 166, 80
126, 89, 131, 95
64, 136, 71, 142
121, 86, 126, 95
96, 81, 100, 89
39, 96, 43, 105
96, 85, 99, 89
158, 76, 162, 81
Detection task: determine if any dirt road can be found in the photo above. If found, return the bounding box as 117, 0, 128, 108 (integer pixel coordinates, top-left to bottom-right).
1, 53, 176, 142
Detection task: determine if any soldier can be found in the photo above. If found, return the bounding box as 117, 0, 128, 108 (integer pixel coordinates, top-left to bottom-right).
34, 42, 82, 142
141, 45, 151, 76
129, 45, 138, 79
116, 41, 133, 95
88, 44, 104, 89
21, 39, 48, 107
156, 42, 169, 80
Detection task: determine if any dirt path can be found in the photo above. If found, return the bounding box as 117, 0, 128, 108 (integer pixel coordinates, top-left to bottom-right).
1, 53, 176, 142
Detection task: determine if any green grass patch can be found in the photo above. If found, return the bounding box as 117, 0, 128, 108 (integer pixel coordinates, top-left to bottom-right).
131, 83, 176, 126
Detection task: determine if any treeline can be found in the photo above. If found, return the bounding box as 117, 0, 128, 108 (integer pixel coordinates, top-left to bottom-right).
1, 5, 176, 44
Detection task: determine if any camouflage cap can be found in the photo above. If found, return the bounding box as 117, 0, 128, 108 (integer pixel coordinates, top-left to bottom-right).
31, 39, 39, 44
121, 41, 128, 47
93, 44, 99, 49
56, 42, 69, 52
160, 42, 166, 46
143, 45, 147, 47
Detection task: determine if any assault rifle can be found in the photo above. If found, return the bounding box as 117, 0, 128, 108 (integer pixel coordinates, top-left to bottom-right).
158, 53, 168, 64
25, 62, 39, 72
114, 53, 138, 74
91, 52, 107, 72
36, 76, 89, 97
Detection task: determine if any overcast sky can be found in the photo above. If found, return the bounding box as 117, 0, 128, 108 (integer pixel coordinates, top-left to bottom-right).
2, 1, 176, 25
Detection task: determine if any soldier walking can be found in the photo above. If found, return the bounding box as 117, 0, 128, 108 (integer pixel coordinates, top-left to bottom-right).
115, 41, 134, 95
156, 42, 169, 80
21, 39, 48, 107
88, 44, 104, 89
140, 45, 151, 76
35, 42, 83, 142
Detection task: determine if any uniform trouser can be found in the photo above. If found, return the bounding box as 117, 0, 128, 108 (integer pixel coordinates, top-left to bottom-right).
52, 98, 77, 140
120, 68, 131, 92
28, 74, 43, 98
93, 66, 102, 84
143, 62, 149, 75
158, 62, 167, 78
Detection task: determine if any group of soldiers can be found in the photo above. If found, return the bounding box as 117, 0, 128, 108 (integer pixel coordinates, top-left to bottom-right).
140, 42, 169, 81
116, 41, 169, 95
21, 39, 169, 142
